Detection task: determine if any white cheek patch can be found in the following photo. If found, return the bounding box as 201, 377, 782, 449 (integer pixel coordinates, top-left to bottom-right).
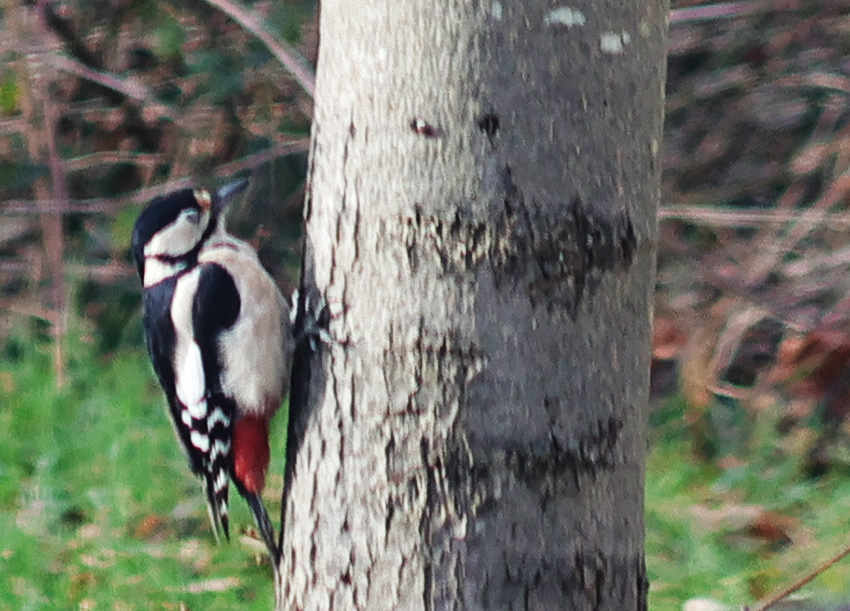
176, 341, 207, 419
144, 216, 207, 258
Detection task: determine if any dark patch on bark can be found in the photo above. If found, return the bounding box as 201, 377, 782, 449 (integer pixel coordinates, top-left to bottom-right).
396, 167, 637, 315
414, 326, 485, 376
501, 417, 621, 482
385, 495, 395, 536
441, 416, 624, 525
477, 112, 500, 142
411, 118, 444, 138
516, 190, 637, 316
402, 203, 490, 274
480, 550, 645, 610
636, 555, 648, 611
419, 433, 469, 610
404, 203, 424, 273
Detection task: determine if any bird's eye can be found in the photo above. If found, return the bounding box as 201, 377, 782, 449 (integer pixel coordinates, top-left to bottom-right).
184, 209, 201, 225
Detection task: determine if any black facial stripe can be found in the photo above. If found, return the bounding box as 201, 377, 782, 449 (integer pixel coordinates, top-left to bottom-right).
177, 215, 220, 269
142, 215, 220, 273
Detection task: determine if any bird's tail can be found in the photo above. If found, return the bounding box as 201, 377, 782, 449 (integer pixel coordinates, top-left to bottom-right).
243, 490, 280, 564
204, 399, 234, 541
204, 469, 230, 542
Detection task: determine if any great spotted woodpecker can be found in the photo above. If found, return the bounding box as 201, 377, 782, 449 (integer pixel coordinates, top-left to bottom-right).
131, 178, 290, 562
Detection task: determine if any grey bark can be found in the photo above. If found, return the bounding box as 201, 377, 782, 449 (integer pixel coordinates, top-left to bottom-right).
277, 1, 667, 609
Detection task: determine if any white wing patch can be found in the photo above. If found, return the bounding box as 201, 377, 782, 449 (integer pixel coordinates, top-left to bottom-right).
176, 340, 207, 420
214, 469, 228, 493
207, 406, 231, 429
211, 438, 231, 459
190, 430, 210, 453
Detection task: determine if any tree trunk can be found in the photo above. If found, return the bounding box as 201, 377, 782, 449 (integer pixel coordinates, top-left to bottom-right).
278, 1, 667, 609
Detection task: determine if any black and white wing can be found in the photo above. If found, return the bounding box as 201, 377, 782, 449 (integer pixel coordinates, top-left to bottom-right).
171, 262, 240, 540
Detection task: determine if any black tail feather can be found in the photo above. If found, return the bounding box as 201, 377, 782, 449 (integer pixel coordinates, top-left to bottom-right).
244, 490, 280, 564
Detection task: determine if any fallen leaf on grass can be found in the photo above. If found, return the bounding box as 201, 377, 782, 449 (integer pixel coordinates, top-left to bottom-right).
691, 503, 796, 544
179, 577, 241, 594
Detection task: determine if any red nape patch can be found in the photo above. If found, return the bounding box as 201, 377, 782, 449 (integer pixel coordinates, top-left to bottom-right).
232, 415, 270, 493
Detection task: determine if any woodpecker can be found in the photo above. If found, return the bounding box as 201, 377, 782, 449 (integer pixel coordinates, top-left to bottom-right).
131, 178, 290, 562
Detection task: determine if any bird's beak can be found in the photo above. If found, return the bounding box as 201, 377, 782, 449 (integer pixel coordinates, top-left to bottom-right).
212, 177, 250, 215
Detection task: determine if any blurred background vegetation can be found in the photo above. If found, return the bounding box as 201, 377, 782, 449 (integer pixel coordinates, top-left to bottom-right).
3, 1, 850, 609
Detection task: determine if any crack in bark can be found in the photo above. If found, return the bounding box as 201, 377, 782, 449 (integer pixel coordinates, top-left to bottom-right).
420, 437, 435, 611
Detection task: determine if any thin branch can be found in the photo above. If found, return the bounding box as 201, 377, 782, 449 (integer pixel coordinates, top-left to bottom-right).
775, 72, 850, 96
37, 0, 69, 387
0, 118, 30, 134
35, 0, 163, 151
1, 139, 310, 215
0, 260, 134, 280
659, 205, 850, 228
45, 54, 180, 121
201, 0, 316, 97
669, 1, 801, 25
750, 540, 850, 611
64, 151, 164, 172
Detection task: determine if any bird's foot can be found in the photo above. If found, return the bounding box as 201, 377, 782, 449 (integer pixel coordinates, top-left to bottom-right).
290, 289, 345, 351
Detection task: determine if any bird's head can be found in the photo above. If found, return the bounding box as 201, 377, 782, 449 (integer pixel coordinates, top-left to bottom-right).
131, 178, 248, 285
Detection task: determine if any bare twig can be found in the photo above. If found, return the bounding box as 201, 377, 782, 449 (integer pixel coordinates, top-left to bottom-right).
64, 151, 164, 172
1, 139, 310, 215
750, 540, 850, 611
659, 205, 850, 228
0, 260, 134, 280
0, 118, 30, 134
775, 72, 850, 96
201, 0, 316, 97
45, 54, 180, 122
40, 81, 68, 387
37, 0, 68, 387
8, 0, 67, 385
670, 1, 801, 25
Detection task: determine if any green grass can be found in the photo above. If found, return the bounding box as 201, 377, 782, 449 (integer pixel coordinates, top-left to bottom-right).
0, 325, 286, 610
5, 324, 850, 609
646, 397, 850, 610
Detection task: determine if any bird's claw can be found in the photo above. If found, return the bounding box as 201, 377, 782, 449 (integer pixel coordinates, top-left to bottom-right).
290, 289, 344, 351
